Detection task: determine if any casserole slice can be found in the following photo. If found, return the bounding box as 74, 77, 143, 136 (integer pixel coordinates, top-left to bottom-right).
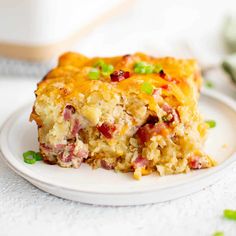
30, 52, 215, 179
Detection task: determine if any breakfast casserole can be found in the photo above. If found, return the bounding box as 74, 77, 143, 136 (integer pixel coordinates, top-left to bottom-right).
30, 52, 216, 179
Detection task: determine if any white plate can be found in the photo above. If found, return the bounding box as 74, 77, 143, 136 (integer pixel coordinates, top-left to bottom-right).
1, 89, 236, 206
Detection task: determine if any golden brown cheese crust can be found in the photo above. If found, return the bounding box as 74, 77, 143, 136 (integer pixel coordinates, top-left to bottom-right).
30, 52, 215, 180
31, 52, 200, 122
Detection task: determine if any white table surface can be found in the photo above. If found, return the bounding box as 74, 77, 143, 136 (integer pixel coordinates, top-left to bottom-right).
1, 0, 236, 235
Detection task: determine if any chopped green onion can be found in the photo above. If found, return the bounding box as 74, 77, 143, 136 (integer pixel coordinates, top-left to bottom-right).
213, 232, 224, 236
141, 81, 154, 95
134, 62, 163, 74
135, 62, 147, 68
101, 64, 114, 76
23, 150, 35, 159
134, 62, 154, 74
134, 62, 144, 73
24, 157, 36, 164
153, 64, 163, 73
134, 66, 146, 74
144, 65, 154, 74
93, 60, 114, 76
224, 209, 236, 220
93, 59, 105, 68
205, 80, 214, 88
23, 150, 36, 164
88, 68, 100, 80
34, 152, 42, 161
23, 150, 42, 164
205, 120, 216, 128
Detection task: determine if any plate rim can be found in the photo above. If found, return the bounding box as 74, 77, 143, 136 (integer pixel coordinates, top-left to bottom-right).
1, 88, 236, 196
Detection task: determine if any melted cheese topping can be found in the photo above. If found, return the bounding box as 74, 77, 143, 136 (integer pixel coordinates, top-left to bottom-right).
35, 52, 201, 114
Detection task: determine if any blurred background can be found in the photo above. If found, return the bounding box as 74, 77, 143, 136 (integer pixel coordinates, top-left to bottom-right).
0, 0, 236, 95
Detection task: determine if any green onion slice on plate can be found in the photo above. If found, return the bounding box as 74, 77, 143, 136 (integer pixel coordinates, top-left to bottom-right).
23, 150, 42, 164
224, 209, 236, 220
205, 120, 216, 128
213, 232, 224, 236
23, 150, 37, 164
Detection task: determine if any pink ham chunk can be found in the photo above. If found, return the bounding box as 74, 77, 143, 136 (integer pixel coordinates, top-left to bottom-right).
133, 156, 149, 169
71, 119, 81, 136
136, 122, 167, 144
63, 105, 75, 121
161, 103, 179, 123
97, 122, 116, 139
188, 156, 202, 169
100, 160, 114, 170
60, 143, 88, 163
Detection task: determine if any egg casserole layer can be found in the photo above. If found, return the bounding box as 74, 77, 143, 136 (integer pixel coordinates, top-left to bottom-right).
30, 52, 216, 179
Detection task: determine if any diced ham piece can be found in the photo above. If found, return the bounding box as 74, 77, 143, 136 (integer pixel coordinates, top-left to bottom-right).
97, 122, 116, 139
159, 70, 179, 83
146, 115, 159, 124
55, 144, 66, 151
76, 149, 88, 159
159, 71, 174, 82
100, 160, 114, 170
63, 107, 72, 121
133, 156, 149, 169
110, 70, 130, 82
160, 84, 170, 90
60, 143, 75, 162
152, 89, 161, 99
188, 156, 202, 169
71, 119, 81, 136
63, 105, 75, 121
161, 103, 179, 123
159, 70, 166, 79
60, 144, 88, 163
162, 103, 172, 113
136, 122, 167, 144
63, 105, 81, 136
122, 54, 133, 63
136, 125, 151, 144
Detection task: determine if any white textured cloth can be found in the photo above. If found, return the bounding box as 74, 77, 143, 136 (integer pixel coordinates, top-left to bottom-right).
0, 57, 53, 77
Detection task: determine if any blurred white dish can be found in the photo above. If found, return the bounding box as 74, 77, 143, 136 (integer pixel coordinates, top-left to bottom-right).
1, 89, 236, 206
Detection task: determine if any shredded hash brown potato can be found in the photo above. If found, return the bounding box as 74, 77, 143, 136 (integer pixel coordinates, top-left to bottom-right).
30, 52, 216, 180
